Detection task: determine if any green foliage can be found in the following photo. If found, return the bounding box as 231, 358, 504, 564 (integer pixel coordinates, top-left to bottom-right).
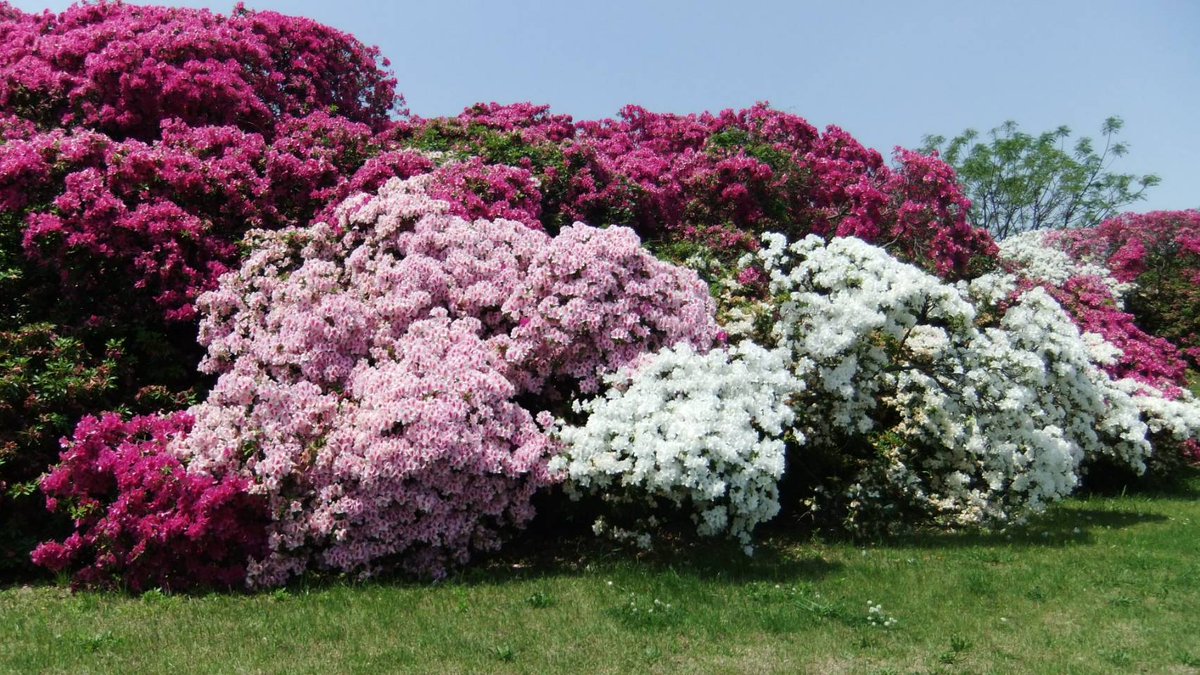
707, 128, 796, 172
0, 324, 119, 484
0, 315, 200, 576
923, 118, 1159, 238
0, 323, 123, 574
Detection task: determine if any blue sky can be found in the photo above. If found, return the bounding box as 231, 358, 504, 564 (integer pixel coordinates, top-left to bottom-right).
12, 0, 1200, 212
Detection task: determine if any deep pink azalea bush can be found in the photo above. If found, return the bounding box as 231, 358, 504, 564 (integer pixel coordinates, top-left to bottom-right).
1026, 276, 1189, 389
995, 230, 1200, 475
400, 102, 996, 279
0, 1, 399, 140
169, 175, 718, 585
1, 112, 400, 323
1049, 211, 1200, 367
8, 121, 266, 322
31, 411, 269, 591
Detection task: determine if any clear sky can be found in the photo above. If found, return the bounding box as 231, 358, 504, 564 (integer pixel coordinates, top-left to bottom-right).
11, 0, 1200, 212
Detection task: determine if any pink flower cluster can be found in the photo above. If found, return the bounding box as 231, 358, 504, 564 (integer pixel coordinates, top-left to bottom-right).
179, 177, 717, 584
32, 411, 269, 592
1050, 211, 1200, 366
0, 2, 399, 141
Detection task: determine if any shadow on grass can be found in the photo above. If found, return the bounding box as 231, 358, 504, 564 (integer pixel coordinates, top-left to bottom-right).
879, 507, 1169, 551
450, 530, 844, 588
252, 534, 843, 598
1079, 461, 1200, 499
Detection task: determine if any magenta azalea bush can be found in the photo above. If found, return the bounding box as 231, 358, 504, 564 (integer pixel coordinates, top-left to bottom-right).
0, 0, 402, 567
995, 231, 1200, 470
31, 411, 268, 592
999, 231, 1190, 392
0, 110, 395, 323
0, 1, 398, 139
399, 102, 996, 279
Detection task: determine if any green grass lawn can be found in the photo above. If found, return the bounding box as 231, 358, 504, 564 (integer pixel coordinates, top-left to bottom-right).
3, 472, 1199, 674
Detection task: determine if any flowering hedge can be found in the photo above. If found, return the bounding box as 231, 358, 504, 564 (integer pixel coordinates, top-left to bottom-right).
552, 232, 1198, 539
397, 102, 996, 279
7, 2, 1199, 591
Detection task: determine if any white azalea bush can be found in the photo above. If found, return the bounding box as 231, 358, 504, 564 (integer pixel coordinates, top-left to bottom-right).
551, 342, 803, 549
554, 231, 1198, 545
994, 230, 1200, 475
752, 234, 1156, 530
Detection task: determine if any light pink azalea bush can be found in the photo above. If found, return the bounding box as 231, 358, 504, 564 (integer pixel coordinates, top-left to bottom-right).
173, 175, 717, 585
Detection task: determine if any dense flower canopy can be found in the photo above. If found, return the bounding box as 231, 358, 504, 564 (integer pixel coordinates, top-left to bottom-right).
0, 1, 400, 140
399, 102, 997, 279
3, 1, 1197, 591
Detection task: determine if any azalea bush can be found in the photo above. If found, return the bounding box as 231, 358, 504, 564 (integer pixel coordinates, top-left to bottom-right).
156, 175, 714, 586
31, 412, 268, 592
553, 342, 801, 550
744, 234, 1158, 530
999, 231, 1190, 390
0, 1, 402, 567
397, 102, 996, 279
1048, 210, 1200, 367
0, 2, 398, 139
999, 226, 1200, 469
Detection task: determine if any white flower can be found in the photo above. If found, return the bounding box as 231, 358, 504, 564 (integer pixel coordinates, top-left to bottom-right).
556, 342, 802, 546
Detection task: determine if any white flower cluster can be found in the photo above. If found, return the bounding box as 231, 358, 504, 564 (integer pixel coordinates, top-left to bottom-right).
551, 342, 803, 548
1112, 378, 1200, 444
998, 231, 1130, 301
554, 231, 1198, 542
756, 234, 1152, 526
758, 233, 977, 441
993, 230, 1200, 459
